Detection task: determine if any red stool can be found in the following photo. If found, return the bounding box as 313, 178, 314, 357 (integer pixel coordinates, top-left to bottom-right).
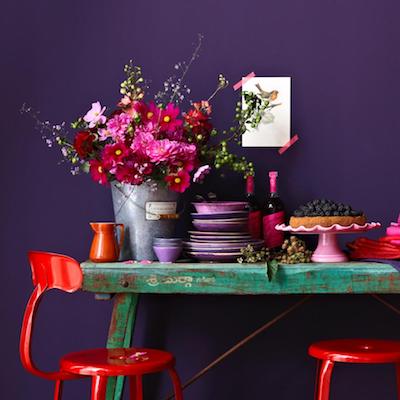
309, 339, 400, 400
20, 251, 183, 399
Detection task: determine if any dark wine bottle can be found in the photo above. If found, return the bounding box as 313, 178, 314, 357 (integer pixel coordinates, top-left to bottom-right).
245, 176, 262, 239
263, 171, 285, 248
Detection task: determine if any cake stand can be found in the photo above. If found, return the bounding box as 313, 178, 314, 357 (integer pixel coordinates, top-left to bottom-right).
275, 222, 381, 262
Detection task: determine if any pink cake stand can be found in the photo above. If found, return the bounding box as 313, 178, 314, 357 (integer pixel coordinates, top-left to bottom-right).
275, 222, 381, 262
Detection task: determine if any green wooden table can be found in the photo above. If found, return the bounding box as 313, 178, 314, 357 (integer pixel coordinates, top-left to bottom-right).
81, 261, 400, 399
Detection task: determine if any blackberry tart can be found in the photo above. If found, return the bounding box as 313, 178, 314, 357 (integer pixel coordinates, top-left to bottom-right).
290, 199, 366, 228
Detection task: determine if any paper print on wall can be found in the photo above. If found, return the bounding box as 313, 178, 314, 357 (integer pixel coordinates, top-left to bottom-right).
242, 77, 291, 147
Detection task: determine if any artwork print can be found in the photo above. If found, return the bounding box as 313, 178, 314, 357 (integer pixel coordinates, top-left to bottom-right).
241, 77, 291, 147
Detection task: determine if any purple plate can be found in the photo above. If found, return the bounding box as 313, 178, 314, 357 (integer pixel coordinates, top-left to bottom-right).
188, 230, 251, 236
183, 240, 264, 249
192, 220, 249, 232
191, 211, 249, 220
184, 245, 263, 253
192, 202, 248, 214
190, 237, 254, 243
187, 251, 242, 262
193, 218, 248, 223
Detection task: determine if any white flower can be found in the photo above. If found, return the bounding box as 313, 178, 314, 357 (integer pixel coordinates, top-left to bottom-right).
83, 101, 107, 128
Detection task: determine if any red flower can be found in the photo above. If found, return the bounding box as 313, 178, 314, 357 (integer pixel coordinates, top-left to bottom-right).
160, 103, 183, 133
184, 105, 213, 143
89, 159, 108, 185
164, 169, 191, 193
102, 143, 131, 170
74, 131, 95, 158
115, 164, 144, 185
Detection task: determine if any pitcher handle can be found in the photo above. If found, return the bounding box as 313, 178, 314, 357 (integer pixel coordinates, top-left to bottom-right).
116, 224, 125, 258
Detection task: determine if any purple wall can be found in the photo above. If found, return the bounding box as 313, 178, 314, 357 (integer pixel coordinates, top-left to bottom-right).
2, 0, 400, 398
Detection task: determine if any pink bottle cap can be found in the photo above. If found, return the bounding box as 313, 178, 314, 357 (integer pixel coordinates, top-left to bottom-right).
269, 171, 278, 193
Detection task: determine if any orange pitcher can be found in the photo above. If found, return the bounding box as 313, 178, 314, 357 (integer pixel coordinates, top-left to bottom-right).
89, 222, 124, 262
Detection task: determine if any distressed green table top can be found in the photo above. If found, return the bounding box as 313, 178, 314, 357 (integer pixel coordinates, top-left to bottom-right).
81, 261, 400, 294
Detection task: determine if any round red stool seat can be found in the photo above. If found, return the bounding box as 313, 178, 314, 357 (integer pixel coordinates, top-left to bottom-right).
309, 339, 400, 400
60, 348, 175, 376
309, 339, 400, 364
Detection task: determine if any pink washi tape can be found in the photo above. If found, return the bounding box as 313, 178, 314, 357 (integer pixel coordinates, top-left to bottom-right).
278, 134, 299, 155
233, 71, 256, 91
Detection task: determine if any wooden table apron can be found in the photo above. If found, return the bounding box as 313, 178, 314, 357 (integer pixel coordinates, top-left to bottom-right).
81, 261, 400, 400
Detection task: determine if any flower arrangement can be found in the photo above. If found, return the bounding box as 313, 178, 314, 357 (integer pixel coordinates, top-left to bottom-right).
22, 36, 271, 193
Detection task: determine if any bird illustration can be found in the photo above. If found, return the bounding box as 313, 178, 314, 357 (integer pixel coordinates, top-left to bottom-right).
255, 83, 279, 101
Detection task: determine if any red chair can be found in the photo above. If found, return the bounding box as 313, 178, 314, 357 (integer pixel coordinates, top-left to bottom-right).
309, 339, 400, 399
20, 251, 183, 399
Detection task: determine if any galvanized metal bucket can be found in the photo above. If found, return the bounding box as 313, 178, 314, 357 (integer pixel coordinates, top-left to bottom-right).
111, 181, 179, 261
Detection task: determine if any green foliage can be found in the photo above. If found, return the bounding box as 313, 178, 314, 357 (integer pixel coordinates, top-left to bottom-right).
120, 60, 145, 100
237, 236, 313, 281
71, 117, 87, 130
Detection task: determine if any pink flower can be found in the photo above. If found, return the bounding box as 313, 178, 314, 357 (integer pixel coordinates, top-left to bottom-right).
131, 123, 157, 158
160, 103, 183, 133
165, 169, 191, 193
106, 112, 132, 142
164, 126, 184, 141
169, 143, 197, 172
117, 95, 132, 108
83, 102, 107, 128
98, 128, 112, 141
126, 101, 147, 118
143, 102, 161, 124
146, 139, 181, 163
193, 164, 211, 183
89, 159, 108, 185
102, 143, 131, 171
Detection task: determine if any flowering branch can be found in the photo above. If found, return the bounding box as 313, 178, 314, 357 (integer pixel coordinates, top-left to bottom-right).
169, 33, 203, 104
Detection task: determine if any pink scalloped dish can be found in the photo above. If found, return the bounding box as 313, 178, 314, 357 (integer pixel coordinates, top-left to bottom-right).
276, 222, 381, 263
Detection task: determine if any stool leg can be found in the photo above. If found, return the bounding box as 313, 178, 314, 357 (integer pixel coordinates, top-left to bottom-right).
54, 380, 63, 400
396, 363, 400, 400
168, 368, 183, 400
129, 376, 143, 400
314, 360, 334, 400
91, 376, 108, 400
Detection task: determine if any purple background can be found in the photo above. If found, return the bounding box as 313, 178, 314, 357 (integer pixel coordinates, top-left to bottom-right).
2, 0, 400, 398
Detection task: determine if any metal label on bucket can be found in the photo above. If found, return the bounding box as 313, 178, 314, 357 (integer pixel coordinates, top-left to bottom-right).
145, 202, 177, 220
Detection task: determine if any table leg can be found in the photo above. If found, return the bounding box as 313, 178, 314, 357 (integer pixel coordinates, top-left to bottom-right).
105, 293, 139, 400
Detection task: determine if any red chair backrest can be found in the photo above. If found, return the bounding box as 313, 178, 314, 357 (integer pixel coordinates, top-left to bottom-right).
20, 251, 83, 380
28, 251, 83, 292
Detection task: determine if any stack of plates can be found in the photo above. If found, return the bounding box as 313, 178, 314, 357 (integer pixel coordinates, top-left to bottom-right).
186, 202, 262, 262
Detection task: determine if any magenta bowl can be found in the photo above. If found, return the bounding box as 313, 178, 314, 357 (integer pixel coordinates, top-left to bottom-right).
153, 246, 182, 263
192, 201, 248, 214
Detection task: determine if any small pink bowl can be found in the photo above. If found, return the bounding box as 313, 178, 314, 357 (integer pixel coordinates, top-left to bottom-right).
192, 201, 248, 214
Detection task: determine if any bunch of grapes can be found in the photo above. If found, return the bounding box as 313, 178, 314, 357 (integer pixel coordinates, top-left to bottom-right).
276, 236, 313, 264
293, 199, 362, 217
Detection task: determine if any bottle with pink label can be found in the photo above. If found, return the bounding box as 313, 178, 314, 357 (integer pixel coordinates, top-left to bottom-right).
263, 171, 285, 249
